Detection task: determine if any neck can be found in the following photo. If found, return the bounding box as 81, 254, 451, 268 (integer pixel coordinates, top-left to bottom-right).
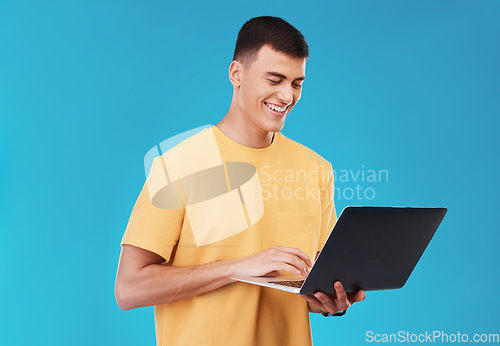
216, 110, 274, 149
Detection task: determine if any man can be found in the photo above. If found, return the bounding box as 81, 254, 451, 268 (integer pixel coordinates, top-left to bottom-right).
115, 16, 365, 345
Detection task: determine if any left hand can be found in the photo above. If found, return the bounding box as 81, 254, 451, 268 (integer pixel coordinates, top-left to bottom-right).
300, 281, 366, 314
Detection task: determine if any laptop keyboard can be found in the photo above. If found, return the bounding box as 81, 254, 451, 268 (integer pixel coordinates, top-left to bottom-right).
268, 280, 305, 288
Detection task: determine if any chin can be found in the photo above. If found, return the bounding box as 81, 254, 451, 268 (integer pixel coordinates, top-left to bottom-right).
259, 115, 287, 133
261, 120, 285, 133
273, 123, 286, 133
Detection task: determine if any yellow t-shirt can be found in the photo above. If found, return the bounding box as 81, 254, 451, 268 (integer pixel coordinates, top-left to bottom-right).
121, 125, 337, 346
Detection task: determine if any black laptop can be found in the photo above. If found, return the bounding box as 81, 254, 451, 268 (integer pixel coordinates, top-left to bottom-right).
231, 206, 447, 294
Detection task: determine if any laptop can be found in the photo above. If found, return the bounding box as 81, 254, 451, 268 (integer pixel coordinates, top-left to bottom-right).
231, 206, 447, 294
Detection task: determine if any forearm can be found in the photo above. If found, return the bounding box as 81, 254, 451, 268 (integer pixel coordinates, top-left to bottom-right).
115, 244, 312, 310
116, 258, 238, 310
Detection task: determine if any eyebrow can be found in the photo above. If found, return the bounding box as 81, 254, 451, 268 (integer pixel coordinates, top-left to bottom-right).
266, 71, 306, 82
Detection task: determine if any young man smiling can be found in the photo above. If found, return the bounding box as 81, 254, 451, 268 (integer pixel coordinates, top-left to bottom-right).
115, 16, 365, 346
218, 43, 306, 146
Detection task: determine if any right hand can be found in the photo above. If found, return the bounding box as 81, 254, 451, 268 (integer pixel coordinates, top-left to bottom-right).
232, 246, 312, 277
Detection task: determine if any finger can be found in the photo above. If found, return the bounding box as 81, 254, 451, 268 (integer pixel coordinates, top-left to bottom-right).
274, 246, 313, 267
272, 262, 304, 276
270, 251, 310, 276
282, 254, 310, 276
333, 282, 350, 311
346, 292, 361, 303
346, 290, 366, 306
356, 290, 366, 302
313, 292, 336, 313
334, 281, 347, 302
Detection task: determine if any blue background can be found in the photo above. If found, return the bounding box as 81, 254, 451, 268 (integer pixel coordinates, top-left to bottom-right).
1, 0, 499, 345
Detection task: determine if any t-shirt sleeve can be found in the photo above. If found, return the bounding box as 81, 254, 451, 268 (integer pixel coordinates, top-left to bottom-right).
318, 161, 337, 249
121, 181, 184, 262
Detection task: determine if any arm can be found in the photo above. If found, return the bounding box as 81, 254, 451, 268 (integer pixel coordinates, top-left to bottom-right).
115, 244, 312, 310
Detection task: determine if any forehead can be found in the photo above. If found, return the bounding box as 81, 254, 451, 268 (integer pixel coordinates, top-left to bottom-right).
247, 45, 306, 78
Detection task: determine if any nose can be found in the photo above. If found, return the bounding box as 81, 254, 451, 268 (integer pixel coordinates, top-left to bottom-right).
277, 84, 293, 105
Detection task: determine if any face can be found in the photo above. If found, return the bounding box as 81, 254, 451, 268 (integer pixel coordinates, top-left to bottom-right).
232, 45, 306, 133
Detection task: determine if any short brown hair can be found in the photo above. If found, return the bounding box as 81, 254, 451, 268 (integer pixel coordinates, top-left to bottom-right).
233, 16, 309, 65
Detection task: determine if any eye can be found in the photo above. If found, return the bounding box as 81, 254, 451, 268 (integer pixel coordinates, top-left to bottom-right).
268, 79, 280, 85
292, 83, 302, 89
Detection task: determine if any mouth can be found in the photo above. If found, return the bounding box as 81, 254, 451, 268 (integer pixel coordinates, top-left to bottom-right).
264, 102, 289, 118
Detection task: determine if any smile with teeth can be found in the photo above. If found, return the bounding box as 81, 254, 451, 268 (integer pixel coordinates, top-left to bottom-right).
265, 102, 287, 113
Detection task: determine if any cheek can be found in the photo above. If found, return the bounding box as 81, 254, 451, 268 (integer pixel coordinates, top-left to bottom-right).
293, 90, 302, 103
240, 85, 255, 107
244, 83, 265, 105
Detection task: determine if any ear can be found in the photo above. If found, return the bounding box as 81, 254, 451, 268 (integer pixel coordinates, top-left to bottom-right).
228, 60, 242, 87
